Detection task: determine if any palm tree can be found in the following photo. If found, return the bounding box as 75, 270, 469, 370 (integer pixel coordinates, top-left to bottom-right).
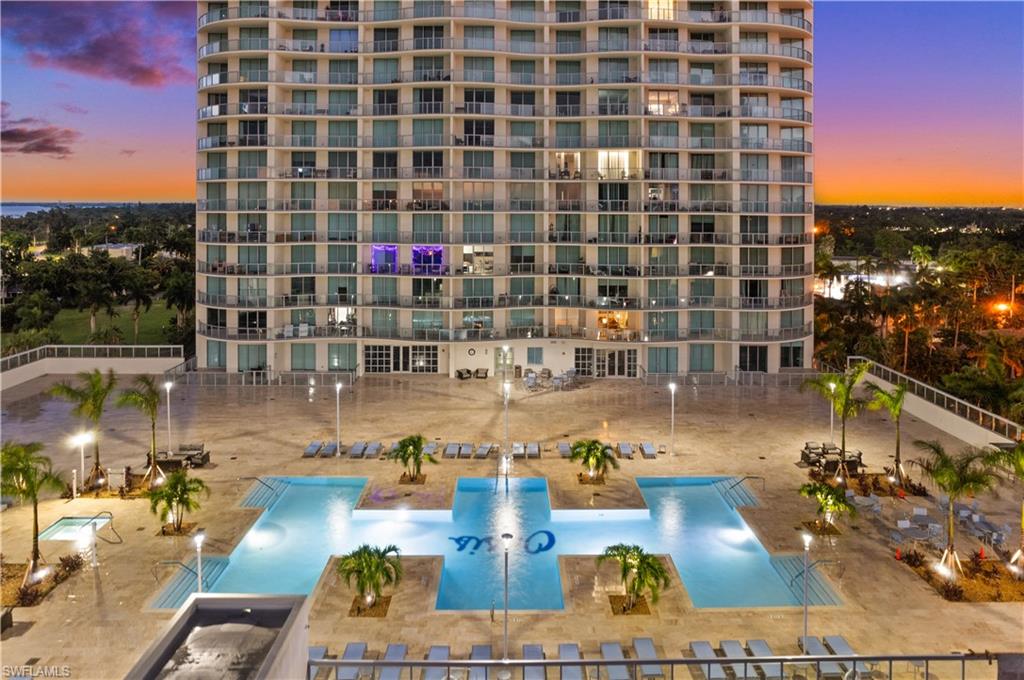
116, 375, 164, 488
865, 381, 909, 486
387, 434, 436, 481
49, 369, 118, 488
570, 439, 619, 482
801, 362, 870, 476
336, 544, 403, 608
990, 442, 1024, 573
911, 440, 999, 578
1, 442, 65, 580
147, 469, 209, 533
596, 544, 670, 611
120, 266, 158, 343
163, 269, 195, 328
799, 482, 856, 531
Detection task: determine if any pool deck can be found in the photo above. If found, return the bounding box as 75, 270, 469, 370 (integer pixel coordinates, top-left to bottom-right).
1, 375, 1021, 678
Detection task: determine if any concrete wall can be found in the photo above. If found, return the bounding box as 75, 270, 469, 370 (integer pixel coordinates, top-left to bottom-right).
1, 356, 183, 392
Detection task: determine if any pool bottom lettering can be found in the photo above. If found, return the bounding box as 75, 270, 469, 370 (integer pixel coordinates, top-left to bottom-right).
448, 530, 555, 555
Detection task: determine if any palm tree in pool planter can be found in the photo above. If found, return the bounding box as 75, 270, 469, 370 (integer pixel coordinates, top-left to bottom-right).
991, 441, 1024, 574
147, 469, 209, 534
387, 434, 437, 482
116, 375, 165, 488
337, 544, 403, 609
911, 440, 999, 579
799, 482, 856, 532
1, 442, 65, 582
596, 544, 670, 611
49, 369, 118, 488
570, 439, 619, 482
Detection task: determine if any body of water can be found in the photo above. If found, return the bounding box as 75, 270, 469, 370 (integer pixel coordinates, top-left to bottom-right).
1, 203, 127, 218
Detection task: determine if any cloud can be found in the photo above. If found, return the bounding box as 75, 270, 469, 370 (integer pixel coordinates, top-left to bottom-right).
1, 101, 81, 158
1, 1, 195, 88
119, 149, 137, 157
58, 103, 88, 115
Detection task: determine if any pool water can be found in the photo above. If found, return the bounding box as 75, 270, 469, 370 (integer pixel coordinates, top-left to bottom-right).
196, 476, 835, 610
38, 516, 111, 542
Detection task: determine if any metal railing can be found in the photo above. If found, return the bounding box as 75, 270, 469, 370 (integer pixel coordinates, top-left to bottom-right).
1, 344, 184, 373
168, 369, 359, 388
307, 653, 997, 680
847, 356, 1022, 441
729, 475, 766, 492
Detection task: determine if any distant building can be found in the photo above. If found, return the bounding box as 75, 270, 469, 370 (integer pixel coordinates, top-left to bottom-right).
91, 242, 143, 260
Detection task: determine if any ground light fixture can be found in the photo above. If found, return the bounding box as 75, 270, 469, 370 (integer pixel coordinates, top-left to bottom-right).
802, 532, 812, 642
163, 381, 174, 454
501, 532, 514, 664
194, 530, 206, 593
668, 382, 677, 456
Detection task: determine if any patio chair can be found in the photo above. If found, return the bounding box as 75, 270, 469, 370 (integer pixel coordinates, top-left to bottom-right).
456, 369, 472, 380
689, 641, 726, 680
527, 442, 540, 458
823, 635, 863, 673
558, 442, 572, 458
303, 441, 323, 458
632, 638, 663, 679
423, 442, 438, 456
424, 646, 450, 680
720, 640, 756, 680
540, 368, 553, 380
641, 442, 657, 459
320, 442, 338, 457
513, 442, 526, 459
557, 643, 583, 680
470, 644, 492, 680
336, 642, 368, 680
600, 642, 630, 680
380, 644, 408, 680
460, 443, 474, 459
474, 368, 489, 379
475, 443, 493, 459
523, 644, 546, 680
617, 442, 633, 460
444, 443, 459, 459
798, 637, 843, 679
308, 646, 327, 680
349, 441, 367, 458
744, 640, 782, 680
365, 442, 382, 458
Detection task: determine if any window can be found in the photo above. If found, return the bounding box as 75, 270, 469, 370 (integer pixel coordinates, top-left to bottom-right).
206, 340, 226, 369
291, 343, 316, 370
647, 347, 678, 374
688, 344, 714, 372
739, 345, 768, 372
527, 347, 544, 365
781, 341, 804, 368
328, 343, 357, 371
238, 344, 267, 372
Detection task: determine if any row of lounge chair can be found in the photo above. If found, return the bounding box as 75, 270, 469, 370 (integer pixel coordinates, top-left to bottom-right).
554, 442, 661, 460
306, 440, 665, 461
303, 441, 388, 459
687, 636, 860, 680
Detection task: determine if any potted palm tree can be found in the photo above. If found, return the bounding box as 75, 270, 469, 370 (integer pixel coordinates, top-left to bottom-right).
799, 481, 856, 534
116, 375, 164, 489
147, 469, 209, 535
49, 369, 118, 489
912, 440, 999, 579
801, 362, 870, 479
386, 434, 436, 483
991, 442, 1023, 576
570, 439, 619, 484
596, 543, 670, 614
1, 442, 66, 584
336, 544, 402, 616
865, 381, 908, 487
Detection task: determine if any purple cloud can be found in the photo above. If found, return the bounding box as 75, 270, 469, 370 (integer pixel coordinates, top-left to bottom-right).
1, 1, 195, 88
119, 149, 137, 157
1, 101, 81, 158
58, 103, 88, 115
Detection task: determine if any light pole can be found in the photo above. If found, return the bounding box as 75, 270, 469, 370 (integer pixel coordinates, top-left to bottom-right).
70, 431, 94, 492
503, 381, 511, 494
194, 530, 206, 593
802, 532, 812, 641
668, 382, 677, 456
335, 382, 342, 454
827, 381, 836, 444
163, 381, 174, 454
501, 532, 513, 661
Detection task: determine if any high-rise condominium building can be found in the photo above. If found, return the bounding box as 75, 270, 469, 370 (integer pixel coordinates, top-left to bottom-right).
196, 0, 813, 379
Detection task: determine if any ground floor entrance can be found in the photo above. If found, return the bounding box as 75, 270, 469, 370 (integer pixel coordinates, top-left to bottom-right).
363, 344, 439, 373
574, 348, 637, 378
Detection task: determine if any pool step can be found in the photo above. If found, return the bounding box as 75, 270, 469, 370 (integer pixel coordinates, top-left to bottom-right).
770, 555, 843, 606
712, 477, 759, 509
241, 477, 289, 509
151, 555, 229, 610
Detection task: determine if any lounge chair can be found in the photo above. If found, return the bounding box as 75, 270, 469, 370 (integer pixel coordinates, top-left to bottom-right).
632, 638, 663, 679
744, 640, 782, 680
523, 644, 546, 680
689, 641, 726, 680
308, 646, 327, 680
470, 644, 492, 680
513, 442, 526, 459
380, 644, 408, 680
798, 637, 843, 678
443, 443, 459, 459
303, 441, 323, 458
337, 642, 368, 680
423, 442, 438, 456
365, 442, 382, 458
320, 442, 338, 457
476, 443, 493, 459
459, 443, 474, 459
424, 646, 450, 680
388, 442, 399, 455
558, 643, 582, 680
823, 635, 863, 673
617, 442, 633, 460
558, 442, 571, 458
349, 441, 367, 458
719, 640, 755, 680
600, 642, 630, 680
641, 442, 656, 459
527, 442, 540, 459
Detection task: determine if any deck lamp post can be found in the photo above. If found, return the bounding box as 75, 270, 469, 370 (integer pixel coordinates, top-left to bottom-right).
70, 431, 94, 492
827, 381, 836, 444
501, 532, 513, 662
163, 381, 174, 454
503, 381, 512, 494
802, 532, 812, 641
668, 382, 677, 456
335, 382, 343, 454
194, 530, 206, 593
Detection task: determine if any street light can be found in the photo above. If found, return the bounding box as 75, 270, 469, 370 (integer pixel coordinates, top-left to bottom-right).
827, 382, 836, 444
335, 382, 343, 455
69, 431, 94, 492
501, 532, 514, 661
802, 532, 812, 641
667, 382, 677, 456
194, 530, 206, 593
163, 381, 174, 454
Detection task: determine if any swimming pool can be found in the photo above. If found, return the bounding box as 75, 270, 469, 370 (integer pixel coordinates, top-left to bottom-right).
39, 516, 111, 542
167, 476, 837, 610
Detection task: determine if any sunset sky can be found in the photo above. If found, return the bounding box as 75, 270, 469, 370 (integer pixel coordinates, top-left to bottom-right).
0, 1, 1021, 207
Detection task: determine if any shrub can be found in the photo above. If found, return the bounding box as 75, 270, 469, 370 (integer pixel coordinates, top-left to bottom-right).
902, 549, 925, 568
16, 585, 40, 606
938, 580, 964, 601
968, 550, 985, 576
59, 554, 84, 573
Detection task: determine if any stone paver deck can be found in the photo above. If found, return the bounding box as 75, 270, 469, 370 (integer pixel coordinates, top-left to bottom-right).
1, 375, 1021, 679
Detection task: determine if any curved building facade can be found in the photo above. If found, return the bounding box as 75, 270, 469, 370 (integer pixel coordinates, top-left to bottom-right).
195, 0, 814, 378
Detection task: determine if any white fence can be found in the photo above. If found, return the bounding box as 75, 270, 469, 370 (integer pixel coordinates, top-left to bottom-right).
1, 345, 185, 391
